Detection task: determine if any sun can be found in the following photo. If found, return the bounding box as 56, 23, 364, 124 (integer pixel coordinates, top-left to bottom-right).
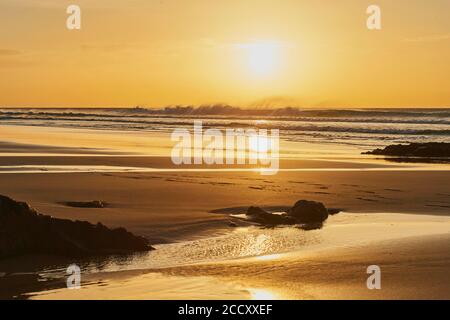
245, 42, 281, 76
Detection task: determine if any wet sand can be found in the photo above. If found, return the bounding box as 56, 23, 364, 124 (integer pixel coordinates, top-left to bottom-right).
1, 168, 450, 244
29, 214, 450, 300
1, 126, 450, 299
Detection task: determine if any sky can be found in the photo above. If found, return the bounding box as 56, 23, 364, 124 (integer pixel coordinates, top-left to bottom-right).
0, 0, 449, 108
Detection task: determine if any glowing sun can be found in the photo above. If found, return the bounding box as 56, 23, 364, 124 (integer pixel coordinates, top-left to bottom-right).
245, 42, 281, 75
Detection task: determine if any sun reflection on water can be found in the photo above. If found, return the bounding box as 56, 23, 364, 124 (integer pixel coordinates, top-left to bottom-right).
249, 135, 271, 153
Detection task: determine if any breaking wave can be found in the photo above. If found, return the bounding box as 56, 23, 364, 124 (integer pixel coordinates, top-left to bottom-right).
1, 106, 449, 147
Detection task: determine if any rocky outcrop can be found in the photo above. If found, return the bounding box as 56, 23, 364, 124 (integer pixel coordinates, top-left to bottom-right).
246, 200, 336, 227
363, 142, 450, 158
0, 195, 153, 259
62, 201, 107, 208
287, 200, 329, 223
246, 206, 296, 226
327, 208, 342, 215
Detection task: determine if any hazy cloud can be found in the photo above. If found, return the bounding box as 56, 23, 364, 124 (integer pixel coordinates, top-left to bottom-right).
404, 34, 450, 43
0, 49, 21, 56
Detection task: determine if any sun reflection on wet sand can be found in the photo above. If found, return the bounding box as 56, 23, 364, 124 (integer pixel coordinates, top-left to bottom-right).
255, 253, 283, 261
249, 288, 278, 300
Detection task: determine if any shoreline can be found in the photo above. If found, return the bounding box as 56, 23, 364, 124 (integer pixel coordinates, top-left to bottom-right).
0, 211, 449, 299
26, 214, 450, 300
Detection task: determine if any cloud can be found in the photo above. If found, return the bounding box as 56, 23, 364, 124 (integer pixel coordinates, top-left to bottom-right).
0, 49, 21, 56
80, 43, 146, 52
0, 49, 38, 68
2, 0, 152, 10
404, 34, 450, 43
1, 0, 61, 8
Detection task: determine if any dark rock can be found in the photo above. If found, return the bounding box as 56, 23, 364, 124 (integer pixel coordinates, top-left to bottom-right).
299, 222, 324, 231
62, 201, 107, 208
327, 208, 342, 215
246, 206, 296, 226
228, 221, 238, 228
245, 200, 332, 227
363, 142, 450, 158
0, 195, 153, 259
247, 206, 270, 217
287, 200, 329, 223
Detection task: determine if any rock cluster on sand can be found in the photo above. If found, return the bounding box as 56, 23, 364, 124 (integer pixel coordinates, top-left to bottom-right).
363, 142, 450, 158
62, 200, 107, 208
246, 200, 336, 227
0, 195, 153, 259
246, 206, 296, 225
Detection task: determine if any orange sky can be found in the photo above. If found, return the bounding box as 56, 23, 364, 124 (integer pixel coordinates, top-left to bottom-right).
0, 0, 449, 108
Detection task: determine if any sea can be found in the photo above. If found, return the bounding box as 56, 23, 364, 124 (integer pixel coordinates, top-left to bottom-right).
1, 107, 449, 151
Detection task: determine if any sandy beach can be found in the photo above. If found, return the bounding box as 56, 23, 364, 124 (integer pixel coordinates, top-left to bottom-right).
1, 124, 450, 300
2, 1, 450, 303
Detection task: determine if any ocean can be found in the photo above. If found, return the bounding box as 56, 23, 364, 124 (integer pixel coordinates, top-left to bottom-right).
1, 107, 449, 151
